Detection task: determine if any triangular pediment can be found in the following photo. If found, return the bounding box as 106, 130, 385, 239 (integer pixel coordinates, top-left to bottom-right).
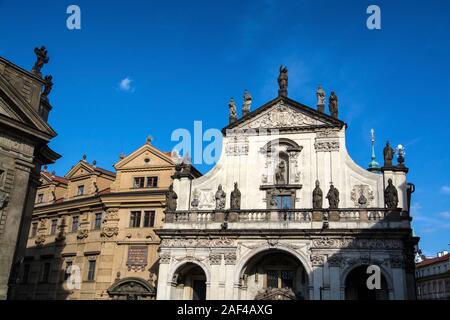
114, 144, 174, 170
223, 96, 345, 132
65, 162, 95, 179
0, 74, 56, 140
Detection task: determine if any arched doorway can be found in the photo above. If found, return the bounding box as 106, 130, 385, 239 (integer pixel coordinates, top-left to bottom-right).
239, 250, 309, 300
344, 265, 389, 300
170, 262, 207, 300
107, 277, 155, 300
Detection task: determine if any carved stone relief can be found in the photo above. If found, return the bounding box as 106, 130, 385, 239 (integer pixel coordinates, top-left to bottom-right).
312, 238, 403, 249
240, 102, 317, 129
350, 185, 375, 208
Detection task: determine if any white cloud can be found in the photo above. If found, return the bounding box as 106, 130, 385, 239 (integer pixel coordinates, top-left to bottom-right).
439, 211, 450, 219
441, 185, 450, 194
119, 77, 134, 92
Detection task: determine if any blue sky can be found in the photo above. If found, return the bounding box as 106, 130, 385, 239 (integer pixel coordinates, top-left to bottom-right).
1, 0, 449, 256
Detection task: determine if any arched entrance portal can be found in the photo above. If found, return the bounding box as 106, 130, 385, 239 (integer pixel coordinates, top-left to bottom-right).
107, 277, 155, 300
345, 265, 389, 300
239, 250, 309, 300
171, 263, 207, 300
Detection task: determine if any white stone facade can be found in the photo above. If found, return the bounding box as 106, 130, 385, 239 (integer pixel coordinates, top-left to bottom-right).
156, 95, 417, 300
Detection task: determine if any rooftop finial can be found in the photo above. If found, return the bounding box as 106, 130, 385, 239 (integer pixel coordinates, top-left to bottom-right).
146, 135, 153, 145
32, 46, 49, 77
329, 91, 338, 118
43, 165, 48, 172
368, 129, 380, 172
316, 85, 325, 113
242, 90, 252, 117
278, 65, 288, 97
82, 154, 87, 161
228, 97, 237, 124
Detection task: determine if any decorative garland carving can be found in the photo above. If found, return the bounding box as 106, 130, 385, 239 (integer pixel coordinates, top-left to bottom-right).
161, 237, 235, 248
312, 238, 402, 249
314, 140, 340, 152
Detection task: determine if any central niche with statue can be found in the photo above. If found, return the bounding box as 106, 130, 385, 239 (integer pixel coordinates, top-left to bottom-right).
260, 138, 303, 209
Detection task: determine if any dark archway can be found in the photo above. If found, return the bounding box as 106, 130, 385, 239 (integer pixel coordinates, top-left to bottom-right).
107, 277, 155, 300
344, 265, 389, 300
239, 250, 309, 300
171, 263, 207, 300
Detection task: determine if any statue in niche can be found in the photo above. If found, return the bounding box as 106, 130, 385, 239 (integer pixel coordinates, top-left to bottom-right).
316, 85, 326, 113
278, 65, 288, 97
32, 46, 49, 76
383, 141, 394, 167
326, 183, 340, 209
267, 188, 278, 209
230, 182, 241, 210
215, 184, 226, 210
329, 91, 338, 118
166, 184, 178, 211
275, 161, 287, 185
312, 180, 323, 209
384, 179, 399, 209
228, 97, 238, 124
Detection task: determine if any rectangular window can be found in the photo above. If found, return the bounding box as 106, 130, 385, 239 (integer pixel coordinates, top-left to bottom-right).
23, 264, 30, 284
146, 176, 158, 188
94, 213, 102, 230
267, 270, 278, 288
276, 195, 293, 209
42, 263, 51, 283
72, 216, 79, 232
129, 211, 141, 228
87, 260, 96, 281
37, 193, 44, 203
77, 185, 85, 196
31, 222, 38, 237
64, 261, 73, 281
143, 211, 156, 227
133, 177, 145, 189
281, 270, 295, 288
50, 219, 58, 235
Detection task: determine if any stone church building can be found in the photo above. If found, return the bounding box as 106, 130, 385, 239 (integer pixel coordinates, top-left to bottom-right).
0, 51, 60, 300
156, 67, 418, 300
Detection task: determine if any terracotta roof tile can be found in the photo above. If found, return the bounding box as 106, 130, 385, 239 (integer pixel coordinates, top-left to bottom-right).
416, 253, 450, 267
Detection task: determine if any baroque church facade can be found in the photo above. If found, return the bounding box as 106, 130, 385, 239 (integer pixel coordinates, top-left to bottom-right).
0, 51, 60, 300
156, 67, 418, 300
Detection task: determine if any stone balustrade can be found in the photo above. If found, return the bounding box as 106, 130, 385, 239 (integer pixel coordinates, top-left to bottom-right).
165, 208, 403, 224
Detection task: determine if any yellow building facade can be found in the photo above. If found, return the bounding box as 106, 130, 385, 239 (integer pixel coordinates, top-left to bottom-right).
9, 140, 199, 299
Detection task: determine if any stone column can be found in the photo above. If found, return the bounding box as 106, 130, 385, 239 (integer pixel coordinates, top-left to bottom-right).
0, 158, 33, 300
156, 253, 171, 300
208, 253, 222, 300
224, 252, 236, 299
310, 254, 325, 300
328, 256, 342, 300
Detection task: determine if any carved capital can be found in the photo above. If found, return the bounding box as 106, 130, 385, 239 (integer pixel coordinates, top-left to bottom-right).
224, 253, 237, 265
310, 254, 325, 266
209, 254, 222, 265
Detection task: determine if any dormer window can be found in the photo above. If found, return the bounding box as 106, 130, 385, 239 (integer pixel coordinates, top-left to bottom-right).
77, 185, 85, 196
133, 177, 145, 188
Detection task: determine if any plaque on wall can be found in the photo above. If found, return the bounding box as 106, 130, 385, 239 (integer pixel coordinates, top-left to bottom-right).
127, 245, 148, 271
